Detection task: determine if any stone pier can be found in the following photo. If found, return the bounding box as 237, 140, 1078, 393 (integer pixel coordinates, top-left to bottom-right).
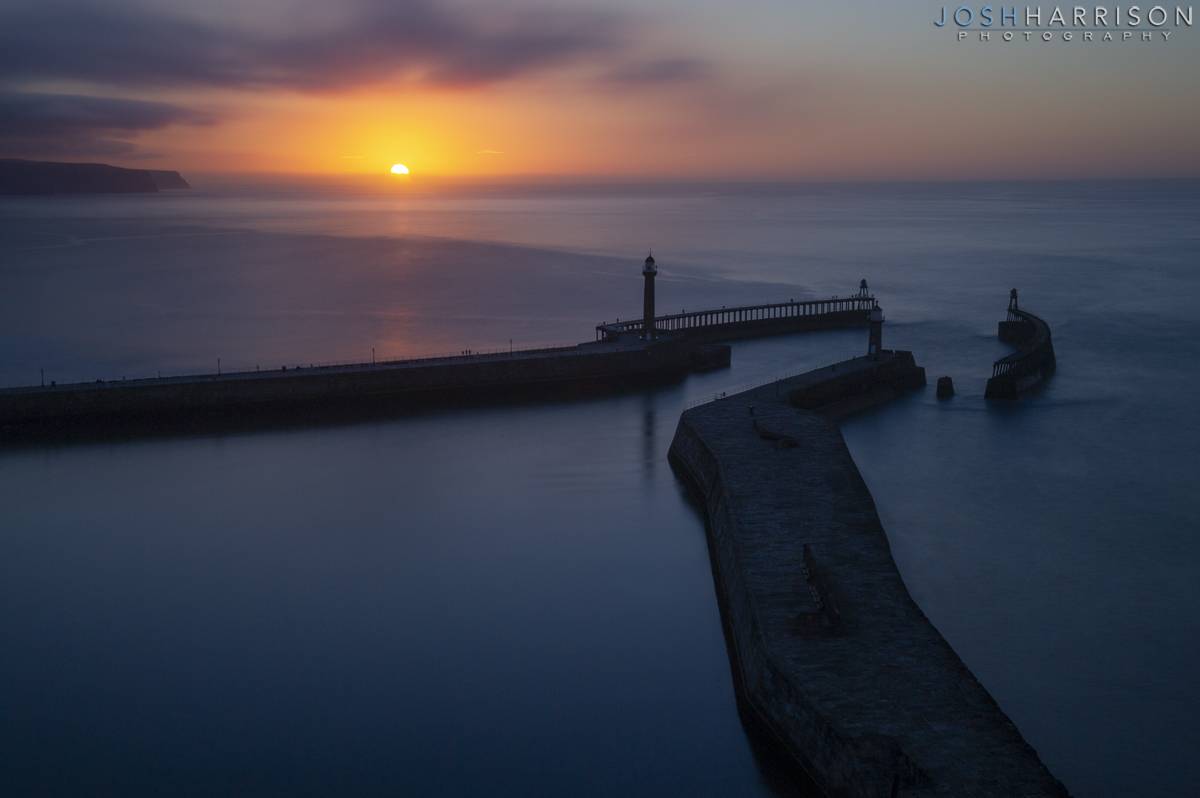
669, 353, 1069, 797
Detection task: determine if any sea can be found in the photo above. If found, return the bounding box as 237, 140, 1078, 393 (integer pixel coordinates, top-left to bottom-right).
1, 179, 1198, 796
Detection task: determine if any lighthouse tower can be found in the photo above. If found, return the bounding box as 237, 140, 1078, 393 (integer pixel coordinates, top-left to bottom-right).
642, 253, 657, 340
868, 303, 884, 359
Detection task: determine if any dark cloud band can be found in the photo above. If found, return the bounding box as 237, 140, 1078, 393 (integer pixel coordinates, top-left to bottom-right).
0, 0, 625, 92
0, 92, 212, 159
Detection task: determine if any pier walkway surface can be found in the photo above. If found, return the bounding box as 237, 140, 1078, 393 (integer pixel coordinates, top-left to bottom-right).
669, 354, 1069, 797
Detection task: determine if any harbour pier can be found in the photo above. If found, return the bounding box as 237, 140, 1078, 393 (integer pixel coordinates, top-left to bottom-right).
668, 349, 1069, 796
985, 289, 1057, 399
598, 275, 875, 343
0, 337, 729, 439
0, 253, 878, 440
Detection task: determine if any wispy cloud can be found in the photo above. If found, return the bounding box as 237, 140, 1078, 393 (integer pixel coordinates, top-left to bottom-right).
602, 57, 712, 87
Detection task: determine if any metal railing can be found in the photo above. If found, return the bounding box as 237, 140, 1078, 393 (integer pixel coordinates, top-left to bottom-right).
991, 309, 1054, 379
597, 293, 875, 340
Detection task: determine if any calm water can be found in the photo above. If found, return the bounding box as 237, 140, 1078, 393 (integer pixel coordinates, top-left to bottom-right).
2, 181, 1198, 796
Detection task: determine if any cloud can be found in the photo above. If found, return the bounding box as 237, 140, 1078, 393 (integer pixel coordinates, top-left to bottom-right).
0, 0, 626, 92
0, 92, 213, 159
603, 58, 713, 87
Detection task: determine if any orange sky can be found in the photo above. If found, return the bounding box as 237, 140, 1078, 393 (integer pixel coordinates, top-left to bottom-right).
4, 1, 1199, 180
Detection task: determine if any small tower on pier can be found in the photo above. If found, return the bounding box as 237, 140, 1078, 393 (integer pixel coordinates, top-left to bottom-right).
642, 253, 657, 340
858, 279, 870, 299
1009, 288, 1019, 312
868, 303, 884, 359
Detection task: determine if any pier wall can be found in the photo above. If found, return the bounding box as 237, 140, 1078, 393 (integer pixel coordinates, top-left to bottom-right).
669, 419, 920, 796
669, 355, 1068, 797
986, 309, 1056, 399
788, 351, 927, 419
0, 340, 729, 436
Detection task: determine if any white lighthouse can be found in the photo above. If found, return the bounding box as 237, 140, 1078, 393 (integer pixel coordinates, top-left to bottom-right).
868, 303, 884, 359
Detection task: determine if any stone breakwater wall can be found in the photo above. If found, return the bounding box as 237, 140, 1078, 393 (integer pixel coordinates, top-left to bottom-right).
0, 339, 729, 439
668, 353, 1069, 797
986, 309, 1056, 400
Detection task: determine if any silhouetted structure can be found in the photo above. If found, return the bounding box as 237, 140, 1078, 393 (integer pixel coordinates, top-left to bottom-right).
985, 289, 1057, 399
598, 274, 876, 343
868, 304, 883, 358
642, 253, 657, 340
0, 159, 190, 195
1, 255, 893, 441
670, 356, 1068, 797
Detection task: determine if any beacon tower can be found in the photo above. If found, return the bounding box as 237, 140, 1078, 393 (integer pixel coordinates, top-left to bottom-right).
642, 253, 657, 340
868, 303, 884, 358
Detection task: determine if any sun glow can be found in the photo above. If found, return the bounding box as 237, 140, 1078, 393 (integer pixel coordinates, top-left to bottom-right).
390, 163, 410, 175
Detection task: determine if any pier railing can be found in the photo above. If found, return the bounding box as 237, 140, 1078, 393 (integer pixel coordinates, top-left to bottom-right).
991, 308, 1055, 380
597, 294, 876, 341
0, 340, 587, 394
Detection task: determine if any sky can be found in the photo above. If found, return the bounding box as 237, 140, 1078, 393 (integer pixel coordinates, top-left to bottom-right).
1, 0, 1198, 180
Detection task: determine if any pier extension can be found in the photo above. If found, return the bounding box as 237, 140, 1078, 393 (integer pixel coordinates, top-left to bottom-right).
669, 353, 1069, 797
0, 338, 729, 440
1, 261, 881, 441
985, 289, 1057, 400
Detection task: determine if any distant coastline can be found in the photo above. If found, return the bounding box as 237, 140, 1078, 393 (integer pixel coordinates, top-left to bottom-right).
0, 159, 189, 195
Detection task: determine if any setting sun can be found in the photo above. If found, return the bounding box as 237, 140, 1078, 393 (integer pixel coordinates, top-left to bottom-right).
390, 163, 410, 175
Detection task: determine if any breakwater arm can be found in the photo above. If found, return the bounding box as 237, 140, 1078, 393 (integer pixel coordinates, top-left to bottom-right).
597, 293, 876, 343
985, 291, 1057, 400
0, 339, 729, 441
668, 353, 1068, 797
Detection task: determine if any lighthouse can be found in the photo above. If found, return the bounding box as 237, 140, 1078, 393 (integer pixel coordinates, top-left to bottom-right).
642, 253, 657, 340
868, 303, 884, 359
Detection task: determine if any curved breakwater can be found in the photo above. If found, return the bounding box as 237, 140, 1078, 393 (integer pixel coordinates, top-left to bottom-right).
986, 303, 1057, 400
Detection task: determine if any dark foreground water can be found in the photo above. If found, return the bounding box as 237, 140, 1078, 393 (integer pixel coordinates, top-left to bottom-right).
2, 181, 1198, 796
